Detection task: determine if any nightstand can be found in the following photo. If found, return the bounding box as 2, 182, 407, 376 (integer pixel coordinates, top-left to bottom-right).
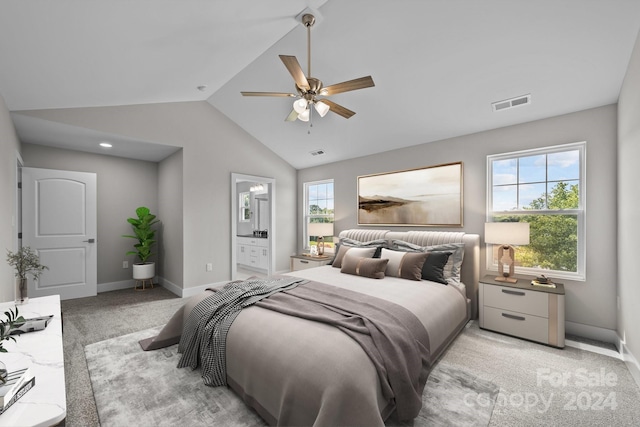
479, 275, 565, 348
290, 254, 332, 271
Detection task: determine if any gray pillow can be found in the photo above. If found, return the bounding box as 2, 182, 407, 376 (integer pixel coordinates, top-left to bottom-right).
340, 255, 388, 279
339, 238, 388, 258
380, 248, 428, 281
331, 246, 377, 269
391, 240, 465, 281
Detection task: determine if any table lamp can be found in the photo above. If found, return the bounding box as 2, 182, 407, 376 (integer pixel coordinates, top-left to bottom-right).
308, 222, 334, 256
484, 222, 530, 283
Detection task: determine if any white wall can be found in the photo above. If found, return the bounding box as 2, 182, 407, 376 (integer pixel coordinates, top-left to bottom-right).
0, 94, 21, 302
18, 101, 298, 292
158, 149, 183, 288
20, 143, 159, 287
298, 105, 618, 335
617, 28, 640, 385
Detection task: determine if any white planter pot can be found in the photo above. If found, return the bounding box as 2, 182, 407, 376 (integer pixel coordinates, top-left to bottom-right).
133, 262, 155, 280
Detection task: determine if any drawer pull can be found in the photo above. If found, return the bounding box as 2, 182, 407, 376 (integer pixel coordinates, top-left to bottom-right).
502, 289, 526, 296
300, 260, 309, 264
502, 313, 526, 321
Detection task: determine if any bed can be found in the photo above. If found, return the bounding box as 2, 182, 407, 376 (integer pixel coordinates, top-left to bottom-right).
141, 229, 480, 426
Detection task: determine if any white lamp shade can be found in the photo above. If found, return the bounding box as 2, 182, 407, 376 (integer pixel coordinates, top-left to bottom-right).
293, 98, 308, 114
485, 222, 530, 245
308, 222, 334, 238
297, 108, 310, 122
314, 101, 330, 117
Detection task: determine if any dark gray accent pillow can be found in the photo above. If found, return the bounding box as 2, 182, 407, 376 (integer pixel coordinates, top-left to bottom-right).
421, 251, 452, 284
340, 256, 389, 279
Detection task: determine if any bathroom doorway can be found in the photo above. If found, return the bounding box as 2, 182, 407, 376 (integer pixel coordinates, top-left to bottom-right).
231, 173, 275, 280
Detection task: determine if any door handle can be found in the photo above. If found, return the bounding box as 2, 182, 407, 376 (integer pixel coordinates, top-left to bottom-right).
83, 238, 95, 243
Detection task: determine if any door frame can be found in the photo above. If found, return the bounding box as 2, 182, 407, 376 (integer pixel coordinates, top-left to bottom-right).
14, 151, 23, 254
231, 173, 275, 280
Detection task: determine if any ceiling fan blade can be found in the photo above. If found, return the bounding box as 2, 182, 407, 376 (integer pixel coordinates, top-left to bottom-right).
285, 110, 299, 122
279, 55, 310, 90
241, 91, 296, 97
321, 99, 356, 119
322, 76, 375, 96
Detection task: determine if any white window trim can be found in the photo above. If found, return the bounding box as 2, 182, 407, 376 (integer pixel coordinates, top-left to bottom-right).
303, 179, 335, 252
486, 141, 586, 281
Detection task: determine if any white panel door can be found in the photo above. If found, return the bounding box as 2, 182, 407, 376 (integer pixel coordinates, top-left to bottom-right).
22, 167, 97, 300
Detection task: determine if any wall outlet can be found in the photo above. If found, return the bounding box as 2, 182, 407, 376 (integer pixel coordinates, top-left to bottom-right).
206, 263, 213, 272
123, 261, 128, 269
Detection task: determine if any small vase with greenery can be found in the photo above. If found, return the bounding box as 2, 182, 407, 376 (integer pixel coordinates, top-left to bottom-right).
123, 207, 159, 275
6, 247, 48, 305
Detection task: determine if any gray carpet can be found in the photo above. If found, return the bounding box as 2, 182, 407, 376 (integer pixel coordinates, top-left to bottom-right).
62, 287, 186, 427
444, 323, 640, 426
85, 327, 499, 427
64, 289, 640, 426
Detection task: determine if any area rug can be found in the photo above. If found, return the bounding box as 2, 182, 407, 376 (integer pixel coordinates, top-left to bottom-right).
85, 327, 499, 427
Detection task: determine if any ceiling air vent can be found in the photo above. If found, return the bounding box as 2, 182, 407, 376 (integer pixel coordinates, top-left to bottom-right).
492, 94, 531, 112
310, 149, 325, 156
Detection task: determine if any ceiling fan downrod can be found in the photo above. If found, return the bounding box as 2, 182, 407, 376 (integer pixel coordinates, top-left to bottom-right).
302, 13, 315, 78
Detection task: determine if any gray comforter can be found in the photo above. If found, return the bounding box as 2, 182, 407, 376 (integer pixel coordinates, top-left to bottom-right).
255, 281, 430, 420
140, 269, 468, 426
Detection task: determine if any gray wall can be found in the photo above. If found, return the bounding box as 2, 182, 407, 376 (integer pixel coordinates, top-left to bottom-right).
298, 104, 618, 334
618, 28, 640, 380
18, 101, 298, 292
20, 143, 159, 286
0, 94, 21, 302
158, 149, 184, 286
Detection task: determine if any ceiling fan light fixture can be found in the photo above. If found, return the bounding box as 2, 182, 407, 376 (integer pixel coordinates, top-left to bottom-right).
293, 98, 308, 114
314, 101, 330, 117
298, 108, 310, 122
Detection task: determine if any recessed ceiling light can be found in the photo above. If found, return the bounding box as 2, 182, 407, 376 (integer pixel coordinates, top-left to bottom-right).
99, 142, 113, 148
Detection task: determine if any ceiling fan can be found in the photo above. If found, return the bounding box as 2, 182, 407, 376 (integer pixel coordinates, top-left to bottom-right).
241, 13, 375, 122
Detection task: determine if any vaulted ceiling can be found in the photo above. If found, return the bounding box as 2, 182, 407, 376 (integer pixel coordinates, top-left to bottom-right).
2, 1, 640, 168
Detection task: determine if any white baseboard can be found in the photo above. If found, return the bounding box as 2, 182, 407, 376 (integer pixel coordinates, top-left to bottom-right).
180, 280, 228, 298
565, 321, 618, 344
157, 277, 183, 297
620, 341, 640, 390
97, 279, 136, 293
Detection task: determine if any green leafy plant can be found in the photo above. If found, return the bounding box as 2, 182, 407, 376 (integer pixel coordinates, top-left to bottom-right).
6, 247, 49, 303
0, 307, 25, 356
6, 247, 48, 280
122, 207, 159, 264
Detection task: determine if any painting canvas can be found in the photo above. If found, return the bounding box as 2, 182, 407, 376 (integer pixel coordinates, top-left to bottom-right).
358, 162, 463, 226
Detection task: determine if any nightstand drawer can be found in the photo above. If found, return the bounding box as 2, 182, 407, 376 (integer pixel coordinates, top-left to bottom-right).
291, 257, 323, 270
483, 306, 549, 344
483, 284, 549, 318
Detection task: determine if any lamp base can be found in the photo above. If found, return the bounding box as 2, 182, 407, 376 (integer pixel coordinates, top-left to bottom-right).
494, 275, 518, 284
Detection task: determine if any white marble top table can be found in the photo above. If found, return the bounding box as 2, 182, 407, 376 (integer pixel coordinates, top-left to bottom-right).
0, 295, 65, 427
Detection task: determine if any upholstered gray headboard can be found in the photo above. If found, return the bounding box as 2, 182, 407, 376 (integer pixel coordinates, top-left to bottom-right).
338, 229, 480, 319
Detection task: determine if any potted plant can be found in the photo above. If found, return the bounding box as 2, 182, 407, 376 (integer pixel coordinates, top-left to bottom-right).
6, 247, 48, 305
123, 207, 159, 282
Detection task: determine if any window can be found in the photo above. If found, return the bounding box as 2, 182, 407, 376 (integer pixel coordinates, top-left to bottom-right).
304, 180, 335, 252
487, 142, 585, 280
239, 192, 250, 222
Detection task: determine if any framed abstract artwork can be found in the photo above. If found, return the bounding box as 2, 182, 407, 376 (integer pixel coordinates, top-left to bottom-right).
357, 162, 463, 226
